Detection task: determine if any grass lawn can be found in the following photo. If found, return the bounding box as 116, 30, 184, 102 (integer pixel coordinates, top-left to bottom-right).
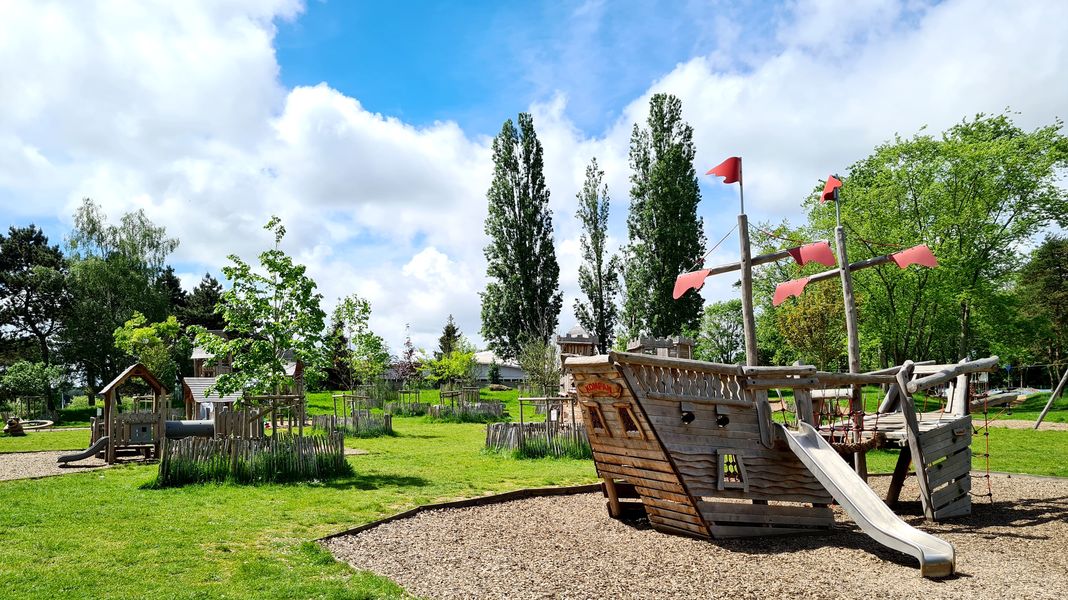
0, 429, 90, 453
866, 427, 1068, 477
991, 392, 1067, 424
0, 417, 595, 599
305, 387, 545, 422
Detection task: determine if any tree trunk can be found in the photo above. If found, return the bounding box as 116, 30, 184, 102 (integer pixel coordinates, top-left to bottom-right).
957, 299, 971, 360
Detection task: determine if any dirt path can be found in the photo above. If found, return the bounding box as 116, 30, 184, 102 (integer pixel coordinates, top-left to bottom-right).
986, 419, 1068, 431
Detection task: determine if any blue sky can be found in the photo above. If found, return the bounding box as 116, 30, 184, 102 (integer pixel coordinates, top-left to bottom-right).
1, 0, 1066, 351
275, 1, 760, 136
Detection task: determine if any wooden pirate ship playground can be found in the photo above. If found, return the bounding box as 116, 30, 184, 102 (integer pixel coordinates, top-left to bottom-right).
566, 159, 998, 578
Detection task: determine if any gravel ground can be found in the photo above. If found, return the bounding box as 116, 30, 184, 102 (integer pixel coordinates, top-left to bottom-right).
987, 419, 1068, 431
326, 474, 1068, 600
0, 450, 113, 481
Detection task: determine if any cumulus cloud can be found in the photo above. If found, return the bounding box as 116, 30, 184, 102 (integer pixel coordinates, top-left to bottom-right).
1, 0, 1066, 353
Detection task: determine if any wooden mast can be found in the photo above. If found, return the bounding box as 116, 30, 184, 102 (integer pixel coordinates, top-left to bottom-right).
831, 180, 867, 479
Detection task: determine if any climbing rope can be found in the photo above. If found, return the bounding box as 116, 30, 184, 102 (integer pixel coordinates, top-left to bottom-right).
970, 375, 996, 507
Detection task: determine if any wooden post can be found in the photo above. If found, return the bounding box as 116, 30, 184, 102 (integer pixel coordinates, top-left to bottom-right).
738, 214, 758, 366
106, 391, 116, 464
835, 225, 867, 479
1035, 367, 1068, 429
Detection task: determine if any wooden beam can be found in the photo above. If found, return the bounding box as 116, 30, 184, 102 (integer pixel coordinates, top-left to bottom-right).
1034, 366, 1068, 429
906, 356, 999, 393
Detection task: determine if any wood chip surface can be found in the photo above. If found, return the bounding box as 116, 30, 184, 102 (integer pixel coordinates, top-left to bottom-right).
0, 451, 112, 481
326, 474, 1068, 599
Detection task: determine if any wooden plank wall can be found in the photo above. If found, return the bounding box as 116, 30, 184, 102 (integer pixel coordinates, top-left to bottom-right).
919, 416, 972, 520
569, 353, 834, 540
569, 359, 712, 539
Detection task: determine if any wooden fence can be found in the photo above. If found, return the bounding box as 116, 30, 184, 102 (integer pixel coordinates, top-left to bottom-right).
311, 413, 392, 436
429, 401, 505, 419
485, 422, 589, 453
214, 409, 266, 439
157, 431, 348, 486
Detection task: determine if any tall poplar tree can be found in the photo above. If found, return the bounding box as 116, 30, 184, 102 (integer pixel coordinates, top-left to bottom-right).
622, 94, 706, 338
480, 113, 562, 360
574, 158, 621, 354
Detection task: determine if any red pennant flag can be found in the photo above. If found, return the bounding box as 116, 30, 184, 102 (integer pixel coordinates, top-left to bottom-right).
773, 277, 812, 306
821, 175, 842, 203
707, 157, 741, 184
673, 269, 710, 299
891, 244, 938, 269
787, 241, 836, 267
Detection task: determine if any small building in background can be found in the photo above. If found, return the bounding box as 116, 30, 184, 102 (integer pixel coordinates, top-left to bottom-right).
472, 350, 527, 384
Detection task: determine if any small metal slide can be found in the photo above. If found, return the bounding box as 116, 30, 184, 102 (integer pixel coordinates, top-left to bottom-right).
57, 436, 109, 464
779, 422, 956, 578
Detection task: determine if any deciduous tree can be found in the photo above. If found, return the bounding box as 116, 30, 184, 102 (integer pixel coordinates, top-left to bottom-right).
481, 113, 562, 360
623, 94, 705, 338
191, 217, 326, 399
806, 113, 1068, 363
574, 158, 621, 354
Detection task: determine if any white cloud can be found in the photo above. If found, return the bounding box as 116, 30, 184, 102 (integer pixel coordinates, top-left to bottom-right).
1, 0, 1066, 353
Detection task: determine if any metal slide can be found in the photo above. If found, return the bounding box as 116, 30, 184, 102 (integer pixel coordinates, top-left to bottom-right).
779, 422, 956, 578
57, 436, 109, 464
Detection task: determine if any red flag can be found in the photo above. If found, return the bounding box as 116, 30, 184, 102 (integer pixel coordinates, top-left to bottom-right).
773, 277, 811, 306
891, 245, 938, 269
821, 175, 842, 203
707, 157, 741, 184
787, 241, 836, 267
673, 269, 710, 299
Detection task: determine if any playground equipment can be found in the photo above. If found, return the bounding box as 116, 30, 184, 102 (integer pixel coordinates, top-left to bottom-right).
567, 159, 1002, 577
568, 352, 995, 577
58, 363, 221, 465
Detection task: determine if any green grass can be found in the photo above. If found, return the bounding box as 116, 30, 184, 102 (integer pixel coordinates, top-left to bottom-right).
0, 429, 90, 453
865, 427, 1068, 477
0, 417, 595, 599
990, 392, 1068, 424
305, 386, 546, 423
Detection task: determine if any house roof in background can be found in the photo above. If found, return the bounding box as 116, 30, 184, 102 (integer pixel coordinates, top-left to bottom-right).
182, 377, 241, 404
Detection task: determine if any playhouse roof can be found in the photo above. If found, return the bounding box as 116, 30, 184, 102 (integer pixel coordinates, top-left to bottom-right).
99, 363, 167, 397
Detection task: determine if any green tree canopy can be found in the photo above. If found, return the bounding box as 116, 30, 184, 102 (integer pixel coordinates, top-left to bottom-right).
0, 360, 64, 402
61, 199, 179, 398
328, 294, 391, 391
113, 312, 188, 391
1016, 235, 1068, 369
574, 157, 621, 354
481, 112, 563, 360
623, 93, 705, 339
436, 314, 461, 359
192, 217, 327, 399
0, 225, 68, 368
180, 273, 225, 330
693, 299, 745, 364
805, 113, 1068, 364
424, 337, 476, 388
